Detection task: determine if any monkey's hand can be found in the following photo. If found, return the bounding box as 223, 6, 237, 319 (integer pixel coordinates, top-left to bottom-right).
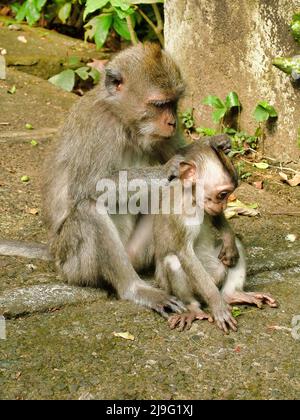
132, 285, 186, 318
164, 154, 185, 181
211, 299, 238, 334
218, 239, 239, 267
209, 134, 232, 154
168, 310, 213, 332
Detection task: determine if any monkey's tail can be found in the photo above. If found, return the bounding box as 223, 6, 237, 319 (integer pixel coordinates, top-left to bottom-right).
0, 240, 52, 261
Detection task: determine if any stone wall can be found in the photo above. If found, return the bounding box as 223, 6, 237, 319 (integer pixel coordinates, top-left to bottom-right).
165, 0, 300, 161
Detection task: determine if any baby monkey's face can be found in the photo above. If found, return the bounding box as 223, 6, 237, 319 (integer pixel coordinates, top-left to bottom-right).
179, 148, 237, 216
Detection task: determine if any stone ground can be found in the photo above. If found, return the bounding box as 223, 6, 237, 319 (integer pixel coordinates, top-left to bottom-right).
0, 20, 300, 400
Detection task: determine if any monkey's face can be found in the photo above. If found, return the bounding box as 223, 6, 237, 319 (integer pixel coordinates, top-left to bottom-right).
202, 155, 236, 216
179, 146, 237, 216
139, 96, 178, 139
103, 43, 185, 142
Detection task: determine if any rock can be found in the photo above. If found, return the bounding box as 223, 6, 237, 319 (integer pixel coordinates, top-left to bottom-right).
0, 284, 106, 318
0, 16, 109, 80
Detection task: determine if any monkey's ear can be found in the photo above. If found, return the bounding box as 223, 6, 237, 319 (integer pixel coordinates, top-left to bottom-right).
105, 68, 123, 94
179, 161, 197, 182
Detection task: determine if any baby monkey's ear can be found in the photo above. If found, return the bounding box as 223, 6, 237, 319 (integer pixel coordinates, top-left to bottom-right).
179, 161, 197, 182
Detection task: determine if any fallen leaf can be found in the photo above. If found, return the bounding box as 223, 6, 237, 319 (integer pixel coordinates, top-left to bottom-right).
232, 306, 242, 318
0, 6, 10, 16
234, 346, 241, 353
228, 193, 237, 202
7, 85, 16, 94
26, 207, 39, 215
25, 123, 33, 130
15, 372, 22, 380
17, 35, 27, 44
267, 325, 291, 332
285, 234, 297, 242
252, 180, 264, 190
279, 171, 300, 187
113, 331, 135, 341
21, 176, 30, 183
253, 162, 269, 170
225, 199, 260, 219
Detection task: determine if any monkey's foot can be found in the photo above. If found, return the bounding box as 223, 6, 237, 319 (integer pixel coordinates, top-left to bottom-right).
168, 310, 213, 332
134, 286, 186, 318
224, 291, 278, 308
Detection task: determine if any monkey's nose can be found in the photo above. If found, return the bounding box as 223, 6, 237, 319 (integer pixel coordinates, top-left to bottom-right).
168, 121, 176, 127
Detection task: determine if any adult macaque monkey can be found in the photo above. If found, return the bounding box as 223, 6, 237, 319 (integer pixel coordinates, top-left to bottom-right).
0, 44, 238, 317
153, 141, 278, 332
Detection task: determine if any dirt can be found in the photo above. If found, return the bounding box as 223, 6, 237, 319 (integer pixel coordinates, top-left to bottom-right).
0, 23, 300, 400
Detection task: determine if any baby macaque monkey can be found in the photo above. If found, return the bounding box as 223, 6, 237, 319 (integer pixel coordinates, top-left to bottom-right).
154, 141, 277, 332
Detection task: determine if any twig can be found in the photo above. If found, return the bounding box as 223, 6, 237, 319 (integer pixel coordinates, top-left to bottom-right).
240, 157, 298, 173
152, 4, 163, 32
137, 7, 164, 46
269, 211, 300, 216
0, 122, 9, 125
126, 15, 138, 45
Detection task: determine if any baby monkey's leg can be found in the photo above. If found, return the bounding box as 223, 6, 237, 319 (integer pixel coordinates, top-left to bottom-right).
160, 255, 213, 331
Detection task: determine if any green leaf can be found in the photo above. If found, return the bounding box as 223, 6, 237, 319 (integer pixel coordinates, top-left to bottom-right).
113, 14, 131, 40
89, 68, 101, 84
253, 162, 269, 170
58, 3, 72, 24
257, 101, 278, 118
225, 91, 240, 109
212, 107, 227, 123
21, 175, 30, 183
195, 127, 217, 136
83, 0, 109, 20
203, 95, 225, 109
111, 0, 131, 11
75, 66, 90, 81
84, 14, 113, 49
30, 139, 38, 146
113, 6, 135, 19
129, 1, 164, 3
67, 56, 81, 69
8, 85, 17, 94
48, 69, 75, 92
15, 0, 47, 26
232, 306, 242, 318
291, 14, 300, 42
273, 56, 300, 76
25, 123, 33, 129
253, 105, 270, 122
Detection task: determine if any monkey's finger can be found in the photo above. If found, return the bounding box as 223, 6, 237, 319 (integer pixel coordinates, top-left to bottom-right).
226, 316, 238, 332
254, 293, 278, 308
216, 319, 229, 334
178, 317, 187, 332
169, 297, 187, 312
155, 306, 170, 319
168, 315, 181, 329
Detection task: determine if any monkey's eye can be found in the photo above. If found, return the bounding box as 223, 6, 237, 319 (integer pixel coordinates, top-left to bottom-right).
150, 100, 172, 109
218, 191, 229, 200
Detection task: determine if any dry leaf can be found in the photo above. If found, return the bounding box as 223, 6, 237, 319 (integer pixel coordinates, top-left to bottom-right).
225, 199, 260, 219
279, 171, 300, 187
252, 181, 264, 190
285, 234, 297, 242
113, 331, 135, 341
15, 372, 22, 380
17, 35, 27, 44
228, 193, 237, 202
26, 207, 39, 215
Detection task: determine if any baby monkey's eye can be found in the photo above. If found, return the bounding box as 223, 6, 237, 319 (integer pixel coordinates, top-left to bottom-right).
218, 191, 229, 200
